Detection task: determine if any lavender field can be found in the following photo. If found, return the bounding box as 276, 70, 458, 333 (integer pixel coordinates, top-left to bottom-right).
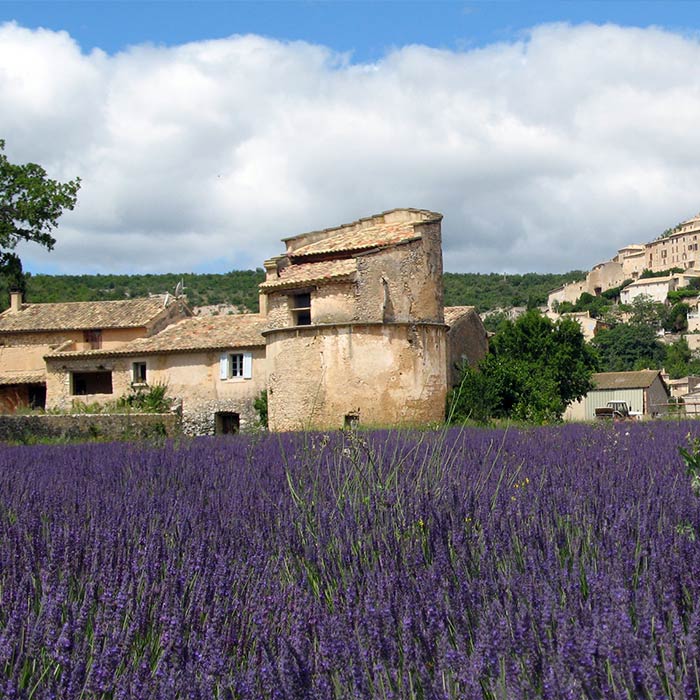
1, 422, 700, 699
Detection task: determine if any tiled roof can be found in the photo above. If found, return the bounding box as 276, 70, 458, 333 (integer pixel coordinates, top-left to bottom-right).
289, 221, 421, 259
260, 259, 357, 291
46, 314, 267, 358
624, 277, 672, 287
444, 306, 478, 327
0, 296, 175, 332
592, 370, 662, 390
0, 370, 46, 385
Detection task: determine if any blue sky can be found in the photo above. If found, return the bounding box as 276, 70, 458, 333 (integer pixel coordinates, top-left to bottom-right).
3, 2, 700, 275
3, 1, 699, 60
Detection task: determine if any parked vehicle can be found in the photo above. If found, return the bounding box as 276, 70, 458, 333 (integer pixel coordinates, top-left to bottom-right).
594, 401, 641, 421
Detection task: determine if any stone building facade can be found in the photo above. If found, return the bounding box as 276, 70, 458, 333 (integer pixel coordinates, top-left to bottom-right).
259, 209, 451, 431
44, 314, 267, 435
0, 208, 488, 433
0, 294, 190, 412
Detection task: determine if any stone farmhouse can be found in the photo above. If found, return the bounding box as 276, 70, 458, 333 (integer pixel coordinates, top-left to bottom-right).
0, 294, 189, 413
0, 209, 488, 434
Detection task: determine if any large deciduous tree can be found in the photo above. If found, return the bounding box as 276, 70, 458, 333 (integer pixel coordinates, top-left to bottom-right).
448, 310, 599, 424
0, 140, 80, 291
591, 322, 666, 372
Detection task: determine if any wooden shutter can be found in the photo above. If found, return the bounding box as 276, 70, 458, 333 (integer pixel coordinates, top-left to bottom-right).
242, 352, 253, 379
219, 353, 229, 380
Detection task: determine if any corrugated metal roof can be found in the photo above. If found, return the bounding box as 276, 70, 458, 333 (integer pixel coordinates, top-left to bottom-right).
0, 296, 177, 332
592, 370, 661, 390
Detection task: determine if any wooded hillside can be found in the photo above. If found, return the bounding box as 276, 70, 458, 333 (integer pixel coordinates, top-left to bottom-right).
3, 269, 586, 314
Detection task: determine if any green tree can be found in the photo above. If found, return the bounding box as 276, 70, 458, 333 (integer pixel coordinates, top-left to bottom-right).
665, 338, 692, 379
627, 294, 666, 328
591, 323, 666, 372
0, 140, 80, 291
665, 301, 690, 333
448, 310, 599, 424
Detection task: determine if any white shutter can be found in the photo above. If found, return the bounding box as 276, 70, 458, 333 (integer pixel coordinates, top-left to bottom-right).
219, 353, 229, 380
242, 352, 253, 379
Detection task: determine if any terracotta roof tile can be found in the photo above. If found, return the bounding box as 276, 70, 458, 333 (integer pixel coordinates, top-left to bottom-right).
260, 259, 356, 291
46, 314, 267, 358
0, 296, 176, 332
0, 370, 46, 385
289, 221, 420, 259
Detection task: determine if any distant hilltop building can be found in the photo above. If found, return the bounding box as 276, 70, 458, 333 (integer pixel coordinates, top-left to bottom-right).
548, 212, 700, 312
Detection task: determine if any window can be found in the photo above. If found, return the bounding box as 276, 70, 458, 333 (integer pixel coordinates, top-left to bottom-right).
215, 412, 240, 435
84, 329, 102, 349
219, 352, 252, 380
291, 292, 311, 326
344, 413, 359, 430
71, 371, 113, 396
132, 362, 147, 384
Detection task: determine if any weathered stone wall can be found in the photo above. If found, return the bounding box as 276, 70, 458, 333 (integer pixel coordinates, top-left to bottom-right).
354, 230, 443, 324
181, 398, 260, 436
0, 412, 180, 442
46, 348, 266, 434
45, 356, 133, 410
265, 322, 447, 431
587, 261, 628, 294
446, 312, 488, 387
146, 299, 191, 336
312, 281, 357, 324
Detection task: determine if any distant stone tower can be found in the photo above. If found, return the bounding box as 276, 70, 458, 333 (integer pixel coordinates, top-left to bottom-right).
259, 208, 448, 431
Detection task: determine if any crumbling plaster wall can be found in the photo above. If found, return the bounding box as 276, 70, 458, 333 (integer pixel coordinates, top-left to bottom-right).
354, 227, 443, 324
265, 323, 447, 432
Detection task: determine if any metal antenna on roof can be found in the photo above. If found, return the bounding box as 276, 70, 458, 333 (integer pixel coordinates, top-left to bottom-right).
175, 279, 186, 298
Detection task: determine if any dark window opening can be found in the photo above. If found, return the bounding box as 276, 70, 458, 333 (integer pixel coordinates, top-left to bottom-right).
291, 292, 312, 326
71, 371, 113, 396
215, 412, 240, 435
84, 329, 103, 349
344, 413, 359, 430
28, 384, 46, 410
132, 362, 147, 383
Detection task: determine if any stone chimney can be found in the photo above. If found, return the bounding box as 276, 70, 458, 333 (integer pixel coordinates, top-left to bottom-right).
9, 290, 22, 313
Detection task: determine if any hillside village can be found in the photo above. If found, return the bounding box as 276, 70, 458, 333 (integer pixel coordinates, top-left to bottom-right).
547, 211, 700, 344
543, 211, 700, 415
4, 207, 700, 432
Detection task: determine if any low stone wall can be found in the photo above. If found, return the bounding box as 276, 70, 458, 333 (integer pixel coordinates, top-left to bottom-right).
181, 398, 260, 436
0, 413, 181, 443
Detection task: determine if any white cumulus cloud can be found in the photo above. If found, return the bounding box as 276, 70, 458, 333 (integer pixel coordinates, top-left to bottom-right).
2, 20, 700, 274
